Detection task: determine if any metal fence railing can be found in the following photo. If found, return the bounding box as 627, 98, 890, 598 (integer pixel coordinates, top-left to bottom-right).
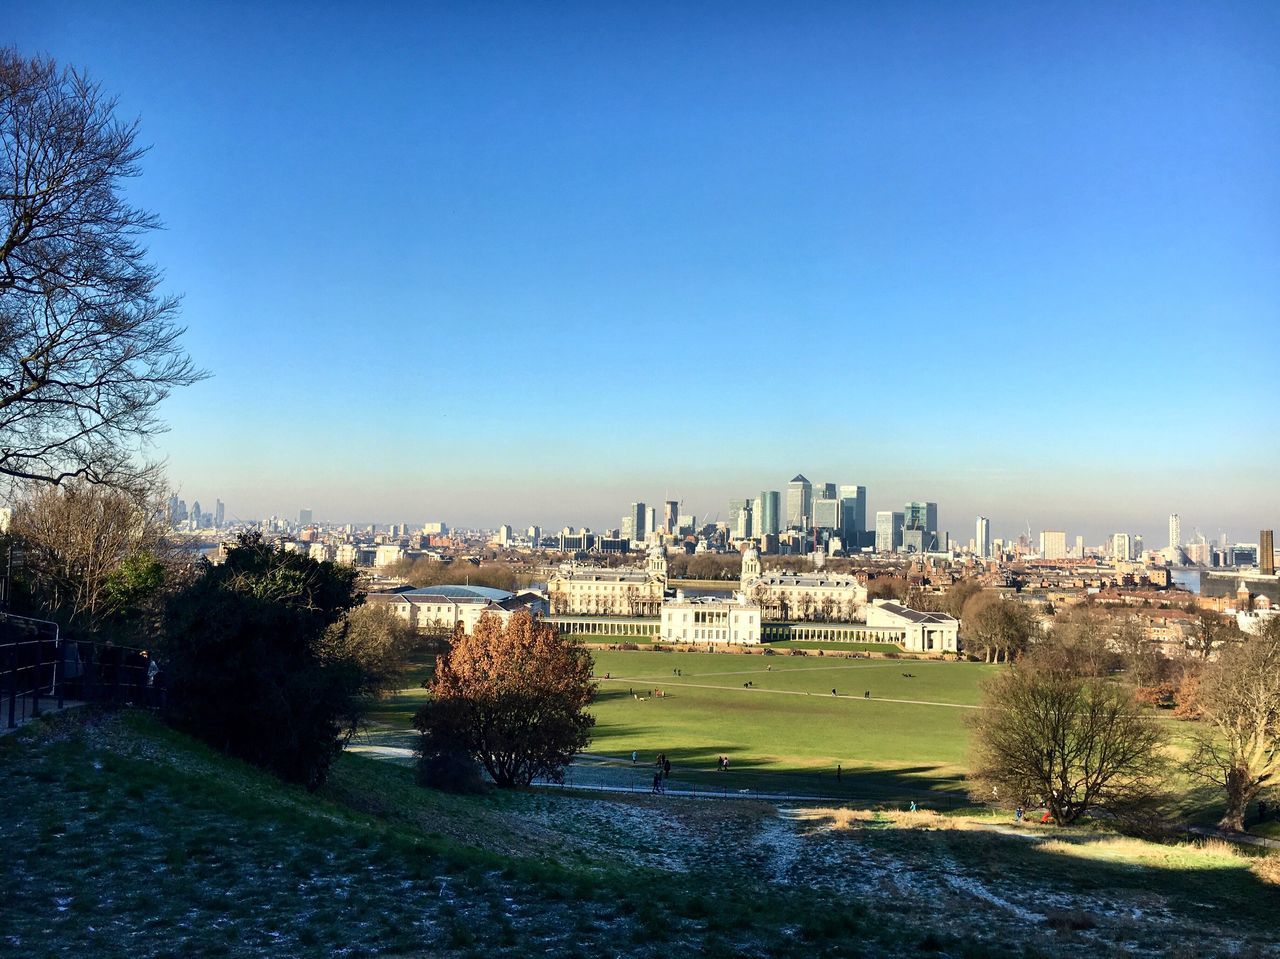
1, 615, 161, 729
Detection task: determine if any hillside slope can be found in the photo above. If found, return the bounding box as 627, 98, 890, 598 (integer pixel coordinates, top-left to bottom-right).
1, 709, 1276, 958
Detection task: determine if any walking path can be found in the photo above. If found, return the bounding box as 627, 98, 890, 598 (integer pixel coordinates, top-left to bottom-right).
597, 675, 979, 710
1188, 824, 1280, 850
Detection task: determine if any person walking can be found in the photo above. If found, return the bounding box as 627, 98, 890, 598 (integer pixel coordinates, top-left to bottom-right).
831, 688, 837, 696
1015, 805, 1025, 823
909, 800, 917, 813
662, 757, 671, 780
837, 763, 842, 781
631, 750, 638, 765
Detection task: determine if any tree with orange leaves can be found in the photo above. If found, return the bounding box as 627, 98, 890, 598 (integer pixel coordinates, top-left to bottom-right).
414, 610, 596, 788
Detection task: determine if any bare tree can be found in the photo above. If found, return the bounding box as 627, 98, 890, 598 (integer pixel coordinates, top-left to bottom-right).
0, 51, 203, 489
961, 593, 1038, 663
1187, 619, 1280, 831
968, 654, 1167, 824
12, 478, 176, 635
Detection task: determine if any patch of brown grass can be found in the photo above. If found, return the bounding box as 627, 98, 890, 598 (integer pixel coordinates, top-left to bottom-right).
795, 806, 966, 832
1250, 852, 1280, 886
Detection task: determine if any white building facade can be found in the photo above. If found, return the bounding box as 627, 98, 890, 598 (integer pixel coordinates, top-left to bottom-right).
660, 595, 762, 645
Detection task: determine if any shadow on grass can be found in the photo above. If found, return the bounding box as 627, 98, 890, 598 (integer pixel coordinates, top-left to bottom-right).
564, 733, 967, 806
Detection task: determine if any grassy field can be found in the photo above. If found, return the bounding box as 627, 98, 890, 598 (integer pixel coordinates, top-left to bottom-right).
3, 708, 1277, 959
366, 649, 1000, 805
587, 650, 996, 802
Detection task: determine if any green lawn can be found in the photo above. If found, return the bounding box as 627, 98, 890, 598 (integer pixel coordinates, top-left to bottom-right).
586, 650, 998, 803
368, 649, 1001, 805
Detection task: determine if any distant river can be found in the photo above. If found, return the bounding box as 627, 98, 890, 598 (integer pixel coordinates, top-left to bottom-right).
1171, 569, 1201, 594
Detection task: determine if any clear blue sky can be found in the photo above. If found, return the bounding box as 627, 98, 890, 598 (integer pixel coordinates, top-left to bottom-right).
11, 1, 1278, 542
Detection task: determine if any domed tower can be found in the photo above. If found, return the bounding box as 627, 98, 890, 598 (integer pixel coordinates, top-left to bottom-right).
646, 544, 668, 586
740, 547, 761, 589
1236, 580, 1252, 611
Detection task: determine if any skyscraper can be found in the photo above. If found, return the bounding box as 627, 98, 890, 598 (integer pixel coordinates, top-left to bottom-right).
646, 506, 657, 541
975, 516, 991, 559
299, 507, 313, 526
876, 511, 905, 553
1261, 529, 1275, 576
838, 485, 867, 544
812, 496, 839, 531
214, 499, 225, 528
1168, 513, 1181, 550
786, 475, 812, 529
663, 500, 679, 534
1112, 532, 1133, 562
757, 491, 782, 536
628, 502, 646, 542
1039, 530, 1067, 560
903, 501, 938, 534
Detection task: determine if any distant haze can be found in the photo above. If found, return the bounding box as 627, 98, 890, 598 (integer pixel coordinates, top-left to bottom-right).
12, 3, 1277, 542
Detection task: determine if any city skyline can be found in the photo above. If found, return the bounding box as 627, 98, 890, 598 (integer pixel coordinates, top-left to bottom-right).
177, 476, 1272, 549
10, 3, 1277, 540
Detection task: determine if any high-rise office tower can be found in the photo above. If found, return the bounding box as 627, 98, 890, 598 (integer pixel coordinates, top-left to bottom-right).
1075, 535, 1085, 557
757, 491, 782, 536
1168, 514, 1181, 550
1112, 532, 1133, 562
904, 501, 938, 534
812, 496, 839, 531
646, 506, 657, 540
728, 498, 747, 533
663, 500, 679, 533
976, 516, 991, 559
876, 511, 905, 553
214, 499, 225, 528
628, 502, 646, 542
1039, 530, 1067, 560
817, 482, 837, 501
786, 475, 812, 529
299, 508, 313, 526
1261, 529, 1275, 576
735, 503, 753, 540
838, 485, 867, 543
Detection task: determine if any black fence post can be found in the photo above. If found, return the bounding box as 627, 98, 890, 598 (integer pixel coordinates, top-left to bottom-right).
6, 643, 16, 729
55, 636, 64, 710
31, 636, 41, 719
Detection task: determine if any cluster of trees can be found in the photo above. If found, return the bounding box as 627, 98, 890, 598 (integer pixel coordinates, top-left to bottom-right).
666, 553, 741, 581
969, 608, 1280, 832
391, 556, 531, 592
163, 534, 414, 790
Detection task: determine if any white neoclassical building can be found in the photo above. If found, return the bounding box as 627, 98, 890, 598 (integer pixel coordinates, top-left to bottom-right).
865, 600, 959, 653
660, 593, 762, 645
739, 548, 868, 622
546, 546, 669, 617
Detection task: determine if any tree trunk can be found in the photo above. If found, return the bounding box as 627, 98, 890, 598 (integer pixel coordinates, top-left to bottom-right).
1218, 767, 1253, 832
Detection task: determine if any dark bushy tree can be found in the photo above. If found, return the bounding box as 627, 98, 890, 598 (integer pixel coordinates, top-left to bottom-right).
162, 533, 364, 790
414, 611, 595, 788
